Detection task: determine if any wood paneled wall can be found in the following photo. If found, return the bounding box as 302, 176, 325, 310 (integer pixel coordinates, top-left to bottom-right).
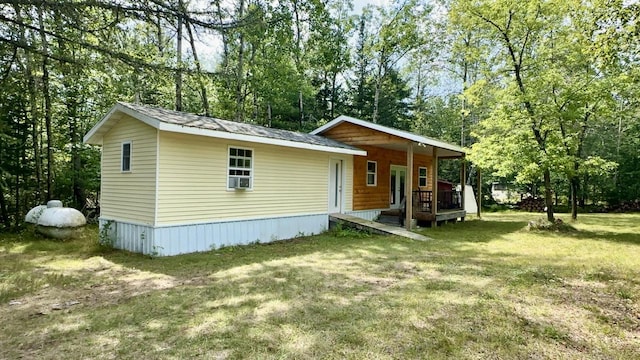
322, 121, 407, 145
322, 121, 436, 211
353, 146, 433, 211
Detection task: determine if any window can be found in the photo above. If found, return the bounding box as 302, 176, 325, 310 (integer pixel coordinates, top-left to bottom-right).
367, 161, 377, 186
418, 167, 427, 187
228, 147, 253, 189
121, 141, 131, 172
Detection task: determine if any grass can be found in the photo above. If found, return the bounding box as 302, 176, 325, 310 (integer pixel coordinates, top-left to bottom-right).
1, 212, 639, 359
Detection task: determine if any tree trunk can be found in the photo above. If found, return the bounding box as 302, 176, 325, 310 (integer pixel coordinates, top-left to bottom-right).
299, 91, 304, 128
235, 0, 246, 121
185, 20, 210, 116
0, 184, 9, 228
15, 4, 42, 204
330, 71, 337, 119
570, 176, 579, 221
215, 0, 230, 89
69, 97, 86, 210
37, 7, 53, 201
175, 0, 183, 111
292, 0, 302, 71
543, 169, 555, 222
267, 104, 272, 127
355, 17, 367, 117
253, 92, 258, 122
372, 48, 385, 123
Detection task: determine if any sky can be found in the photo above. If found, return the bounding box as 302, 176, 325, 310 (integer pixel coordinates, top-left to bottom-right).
352, 0, 391, 13
193, 0, 392, 72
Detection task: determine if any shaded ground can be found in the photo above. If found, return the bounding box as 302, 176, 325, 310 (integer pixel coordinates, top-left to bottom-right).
1, 212, 639, 359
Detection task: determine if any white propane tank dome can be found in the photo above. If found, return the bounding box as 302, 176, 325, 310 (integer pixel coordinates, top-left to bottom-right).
25, 205, 47, 224
47, 200, 63, 208
35, 200, 87, 239
38, 207, 87, 228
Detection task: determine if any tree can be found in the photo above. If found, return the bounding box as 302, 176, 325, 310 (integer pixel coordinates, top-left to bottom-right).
451, 0, 630, 221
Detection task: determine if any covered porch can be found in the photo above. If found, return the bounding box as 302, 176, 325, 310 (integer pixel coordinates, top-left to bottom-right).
312, 116, 468, 230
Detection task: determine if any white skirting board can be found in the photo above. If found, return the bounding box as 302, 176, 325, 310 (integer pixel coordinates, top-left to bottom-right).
99, 213, 329, 256
344, 209, 383, 221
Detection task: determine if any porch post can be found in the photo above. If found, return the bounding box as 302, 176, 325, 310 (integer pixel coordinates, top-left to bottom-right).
460, 157, 466, 220
405, 142, 413, 231
431, 147, 438, 227
476, 168, 482, 219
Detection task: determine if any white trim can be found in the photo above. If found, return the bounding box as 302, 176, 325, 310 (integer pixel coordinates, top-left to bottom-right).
102, 211, 331, 229
418, 166, 428, 188
328, 158, 344, 214
312, 115, 465, 154
84, 103, 161, 144
226, 145, 254, 191
120, 140, 132, 173
84, 103, 366, 156
154, 129, 160, 227
389, 165, 407, 209
366, 160, 377, 186
155, 211, 329, 228
83, 105, 119, 144
98, 216, 153, 227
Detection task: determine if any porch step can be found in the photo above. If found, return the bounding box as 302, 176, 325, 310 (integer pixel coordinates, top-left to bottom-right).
377, 214, 401, 226
329, 213, 431, 242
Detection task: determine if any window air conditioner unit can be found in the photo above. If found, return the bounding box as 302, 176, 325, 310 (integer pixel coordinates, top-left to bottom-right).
238, 177, 250, 188
231, 177, 250, 189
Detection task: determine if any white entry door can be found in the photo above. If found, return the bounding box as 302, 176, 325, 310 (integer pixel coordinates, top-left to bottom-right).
390, 165, 407, 209
329, 159, 343, 213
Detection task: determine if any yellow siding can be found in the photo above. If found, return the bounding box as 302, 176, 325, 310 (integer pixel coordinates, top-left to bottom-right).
100, 115, 157, 224
157, 132, 352, 225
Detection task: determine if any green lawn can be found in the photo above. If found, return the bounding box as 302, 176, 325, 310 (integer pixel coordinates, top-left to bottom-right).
1, 212, 639, 359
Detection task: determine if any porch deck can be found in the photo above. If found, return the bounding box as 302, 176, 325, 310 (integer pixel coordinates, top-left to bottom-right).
329, 213, 431, 242
381, 208, 467, 223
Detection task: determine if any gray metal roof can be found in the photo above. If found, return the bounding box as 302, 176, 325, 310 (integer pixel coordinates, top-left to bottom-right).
118, 102, 359, 151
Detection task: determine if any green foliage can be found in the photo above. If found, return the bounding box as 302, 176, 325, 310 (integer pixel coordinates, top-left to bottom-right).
98, 220, 115, 249
329, 222, 372, 238
450, 0, 640, 216
526, 218, 577, 233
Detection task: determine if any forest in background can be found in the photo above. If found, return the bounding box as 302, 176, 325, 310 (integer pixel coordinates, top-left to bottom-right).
0, 0, 638, 229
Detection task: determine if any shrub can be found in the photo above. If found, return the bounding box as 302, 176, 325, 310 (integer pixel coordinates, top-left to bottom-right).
526, 218, 577, 232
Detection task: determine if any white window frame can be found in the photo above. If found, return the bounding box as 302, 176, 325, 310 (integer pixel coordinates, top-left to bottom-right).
418, 166, 427, 187
227, 146, 254, 191
121, 141, 132, 173
366, 160, 377, 186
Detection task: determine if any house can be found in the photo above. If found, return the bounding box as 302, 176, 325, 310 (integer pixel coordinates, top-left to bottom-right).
84, 103, 466, 256
313, 116, 467, 226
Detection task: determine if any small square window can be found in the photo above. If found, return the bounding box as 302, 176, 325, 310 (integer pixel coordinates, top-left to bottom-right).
367, 161, 377, 186
121, 142, 131, 172
419, 167, 427, 187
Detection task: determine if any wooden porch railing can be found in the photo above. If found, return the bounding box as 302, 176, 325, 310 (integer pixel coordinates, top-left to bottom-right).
412, 189, 462, 213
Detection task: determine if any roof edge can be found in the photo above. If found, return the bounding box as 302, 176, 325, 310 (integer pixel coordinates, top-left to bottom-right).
311, 115, 465, 154
84, 103, 367, 156
83, 102, 162, 144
